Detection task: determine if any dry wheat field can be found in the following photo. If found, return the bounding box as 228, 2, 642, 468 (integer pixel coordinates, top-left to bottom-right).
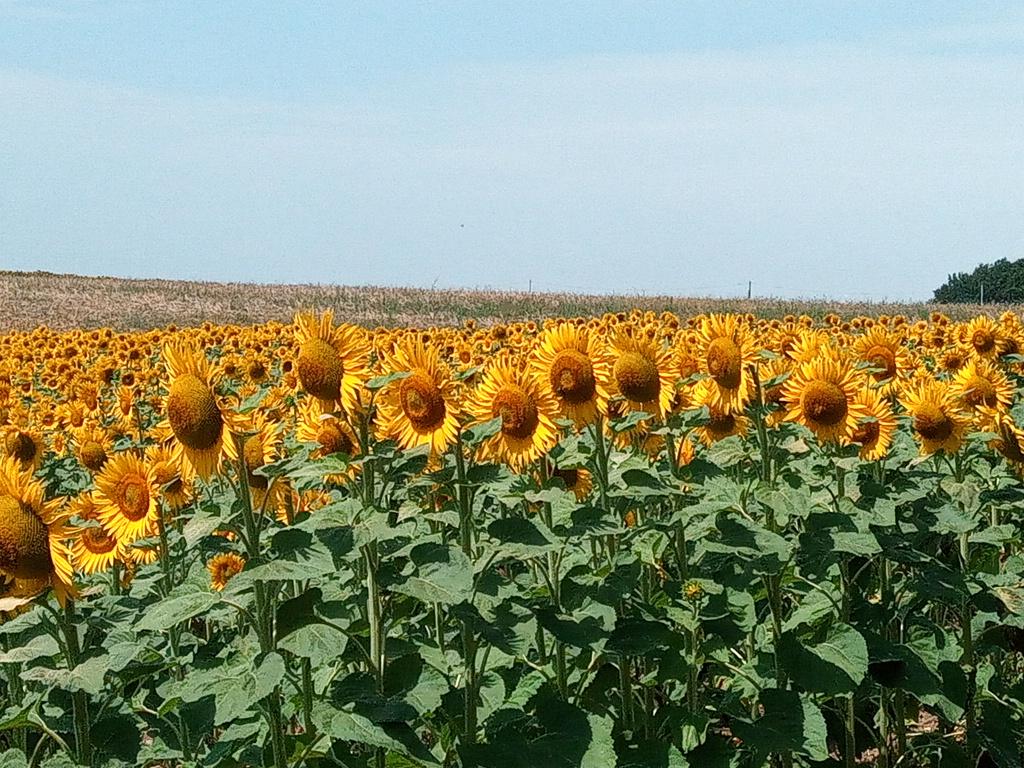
0, 272, 1023, 767
0, 270, 1014, 331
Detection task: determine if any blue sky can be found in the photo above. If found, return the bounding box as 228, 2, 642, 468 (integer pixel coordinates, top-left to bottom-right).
2, 2, 1022, 300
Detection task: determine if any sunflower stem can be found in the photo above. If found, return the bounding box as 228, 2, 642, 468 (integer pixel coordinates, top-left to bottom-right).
454, 430, 480, 745
59, 602, 91, 767
232, 432, 287, 768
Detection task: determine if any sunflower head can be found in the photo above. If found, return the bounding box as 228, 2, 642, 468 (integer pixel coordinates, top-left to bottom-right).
529, 323, 611, 427
208, 552, 246, 591
94, 452, 159, 546
0, 457, 75, 606
697, 315, 755, 411
781, 349, 866, 444
849, 387, 897, 462
377, 339, 461, 457
607, 331, 676, 420
467, 354, 559, 472
293, 311, 371, 412
162, 343, 233, 479
899, 379, 969, 456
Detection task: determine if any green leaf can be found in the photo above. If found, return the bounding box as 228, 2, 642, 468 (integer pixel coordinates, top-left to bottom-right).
0, 749, 28, 768
366, 370, 410, 390
605, 616, 680, 657
392, 543, 473, 606
779, 623, 868, 695
487, 517, 559, 558
22, 654, 109, 695
731, 689, 828, 760
462, 418, 501, 446
135, 591, 220, 632
0, 633, 58, 663
278, 622, 347, 667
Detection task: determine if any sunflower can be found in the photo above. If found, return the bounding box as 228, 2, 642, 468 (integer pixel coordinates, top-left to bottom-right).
979, 407, 1024, 471
239, 413, 284, 510
938, 345, 970, 375
898, 379, 970, 455
785, 330, 831, 363
296, 398, 360, 483
68, 497, 121, 577
94, 452, 159, 546
528, 322, 611, 427
757, 357, 792, 426
146, 444, 194, 511
467, 354, 560, 472
675, 432, 697, 466
691, 379, 750, 446
849, 387, 897, 461
0, 456, 76, 606
293, 311, 372, 413
696, 314, 756, 414
550, 464, 593, 502
159, 342, 236, 479
851, 327, 911, 393
962, 316, 1006, 359
949, 358, 1014, 415
781, 349, 867, 444
606, 331, 676, 420
208, 552, 246, 591
71, 426, 114, 474
3, 428, 44, 472
376, 338, 462, 457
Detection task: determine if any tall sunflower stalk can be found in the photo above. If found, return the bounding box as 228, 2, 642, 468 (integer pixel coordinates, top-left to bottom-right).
230, 431, 288, 768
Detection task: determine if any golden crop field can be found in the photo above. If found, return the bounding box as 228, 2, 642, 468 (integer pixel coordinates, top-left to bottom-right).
0, 270, 1015, 331
1, 302, 1023, 767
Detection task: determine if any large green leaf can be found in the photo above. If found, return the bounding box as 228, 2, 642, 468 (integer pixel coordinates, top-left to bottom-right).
135, 591, 220, 632
731, 689, 828, 760
779, 623, 868, 695
392, 543, 473, 606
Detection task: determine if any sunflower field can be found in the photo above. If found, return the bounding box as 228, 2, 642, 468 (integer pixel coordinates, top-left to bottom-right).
1, 309, 1024, 768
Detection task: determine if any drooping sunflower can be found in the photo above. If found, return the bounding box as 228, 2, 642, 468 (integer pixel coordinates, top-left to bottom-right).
949, 358, 1014, 415
849, 387, 897, 462
528, 322, 611, 428
159, 343, 236, 479
94, 452, 159, 546
696, 314, 757, 414
146, 444, 194, 511
606, 331, 676, 420
467, 354, 560, 472
293, 311, 372, 414
691, 379, 750, 446
781, 349, 867, 444
757, 357, 792, 426
979, 406, 1024, 472
297, 398, 359, 457
376, 338, 462, 457
898, 379, 970, 455
3, 428, 44, 472
550, 464, 593, 502
0, 456, 76, 606
71, 425, 114, 474
239, 413, 284, 511
208, 552, 246, 591
67, 493, 121, 576
851, 327, 911, 393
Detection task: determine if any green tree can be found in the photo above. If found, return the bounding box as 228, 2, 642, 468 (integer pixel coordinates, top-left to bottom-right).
933, 258, 1024, 303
